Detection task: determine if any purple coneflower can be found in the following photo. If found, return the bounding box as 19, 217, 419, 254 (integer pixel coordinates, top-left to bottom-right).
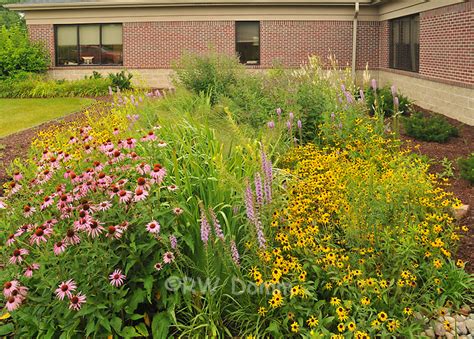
173, 207, 184, 216
163, 251, 175, 264
3, 280, 19, 297
9, 248, 29, 264
69, 292, 86, 311
109, 269, 126, 287
55, 280, 77, 300
154, 262, 163, 271
146, 220, 161, 234
54, 241, 67, 255
24, 263, 40, 278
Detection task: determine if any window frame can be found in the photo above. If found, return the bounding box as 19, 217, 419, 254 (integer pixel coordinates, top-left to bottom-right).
235, 21, 261, 66
389, 14, 419, 73
54, 23, 123, 67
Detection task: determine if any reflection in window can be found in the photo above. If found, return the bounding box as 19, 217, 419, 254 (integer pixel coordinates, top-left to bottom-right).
390, 15, 419, 72
55, 24, 123, 66
236, 21, 260, 65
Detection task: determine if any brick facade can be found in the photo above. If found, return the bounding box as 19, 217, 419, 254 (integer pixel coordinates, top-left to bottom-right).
28, 24, 55, 67
26, 2, 473, 86
419, 1, 473, 84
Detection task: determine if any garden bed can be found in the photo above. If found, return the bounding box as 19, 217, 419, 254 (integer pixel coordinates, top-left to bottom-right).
401, 108, 474, 273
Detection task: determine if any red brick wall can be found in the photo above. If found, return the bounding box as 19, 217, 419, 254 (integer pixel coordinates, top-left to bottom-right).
419, 1, 473, 84
123, 21, 235, 68
257, 20, 378, 69
378, 20, 390, 69
28, 24, 55, 67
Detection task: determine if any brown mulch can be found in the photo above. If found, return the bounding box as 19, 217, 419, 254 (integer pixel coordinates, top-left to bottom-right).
400, 106, 474, 273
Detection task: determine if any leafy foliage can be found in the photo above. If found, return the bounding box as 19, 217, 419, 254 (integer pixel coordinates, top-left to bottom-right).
108, 70, 133, 91
365, 85, 411, 117
458, 153, 474, 184
0, 25, 49, 79
403, 112, 459, 143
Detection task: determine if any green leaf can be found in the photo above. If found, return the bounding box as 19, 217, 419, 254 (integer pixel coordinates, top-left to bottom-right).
144, 276, 154, 302
85, 319, 97, 337
100, 317, 112, 333
0, 323, 14, 336
135, 323, 149, 337
110, 316, 122, 334
121, 326, 140, 338
151, 312, 170, 338
126, 289, 146, 314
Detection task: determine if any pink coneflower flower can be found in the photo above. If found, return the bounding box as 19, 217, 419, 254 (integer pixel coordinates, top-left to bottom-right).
163, 251, 175, 264
0, 200, 6, 209
3, 280, 19, 297
13, 171, 23, 181
117, 190, 132, 204
146, 220, 160, 234
113, 127, 120, 135
86, 220, 104, 238
109, 269, 126, 287
74, 217, 91, 232
41, 195, 54, 210
105, 225, 123, 239
141, 131, 157, 142
15, 224, 31, 237
173, 207, 184, 216
124, 138, 137, 149
96, 201, 112, 211
64, 229, 81, 245
9, 248, 29, 264
157, 141, 167, 147
24, 263, 40, 278
136, 162, 151, 175
30, 227, 50, 246
8, 181, 22, 195
167, 184, 178, 191
154, 262, 163, 271
69, 136, 77, 144
133, 188, 149, 202
5, 296, 21, 311
150, 164, 166, 182
136, 177, 150, 189
6, 234, 16, 246
55, 280, 77, 300
54, 241, 67, 255
69, 292, 86, 311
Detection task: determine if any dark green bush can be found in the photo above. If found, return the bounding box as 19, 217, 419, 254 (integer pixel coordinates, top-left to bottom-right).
403, 112, 459, 143
458, 153, 474, 184
173, 51, 242, 104
365, 85, 411, 117
108, 70, 133, 90
0, 25, 49, 79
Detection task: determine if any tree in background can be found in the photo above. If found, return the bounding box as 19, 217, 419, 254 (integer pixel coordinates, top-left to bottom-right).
0, 0, 24, 28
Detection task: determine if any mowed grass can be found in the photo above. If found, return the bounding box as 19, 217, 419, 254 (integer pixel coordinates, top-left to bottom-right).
0, 98, 94, 138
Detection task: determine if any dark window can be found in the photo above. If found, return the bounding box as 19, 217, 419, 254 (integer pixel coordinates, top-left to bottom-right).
55, 24, 123, 66
390, 15, 419, 72
236, 21, 260, 65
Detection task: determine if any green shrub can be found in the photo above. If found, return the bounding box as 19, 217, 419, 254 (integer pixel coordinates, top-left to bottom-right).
365, 85, 411, 117
403, 112, 459, 143
458, 153, 474, 184
108, 70, 133, 90
0, 75, 112, 98
0, 25, 49, 79
173, 51, 242, 104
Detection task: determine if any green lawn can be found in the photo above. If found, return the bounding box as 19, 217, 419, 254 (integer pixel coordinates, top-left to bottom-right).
0, 98, 94, 138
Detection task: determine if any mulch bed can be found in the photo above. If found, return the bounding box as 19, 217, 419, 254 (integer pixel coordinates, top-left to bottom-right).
0, 103, 473, 272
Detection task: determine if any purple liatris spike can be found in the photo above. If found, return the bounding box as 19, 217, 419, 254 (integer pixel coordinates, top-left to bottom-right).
331, 112, 336, 120
209, 208, 225, 241
286, 121, 292, 130
297, 120, 302, 130
341, 84, 346, 92
344, 91, 354, 104
267, 120, 275, 129
254, 173, 263, 206
371, 79, 377, 91
244, 181, 255, 223
359, 89, 365, 102
276, 107, 282, 117
289, 112, 294, 121
200, 209, 211, 245
391, 85, 397, 97
394, 96, 399, 109
230, 240, 240, 266
170, 235, 177, 249
255, 218, 266, 249
262, 157, 273, 204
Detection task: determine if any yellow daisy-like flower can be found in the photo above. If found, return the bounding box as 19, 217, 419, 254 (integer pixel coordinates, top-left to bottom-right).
347, 322, 356, 332
330, 297, 341, 306
378, 311, 388, 322
290, 321, 299, 333
337, 323, 345, 332
257, 307, 267, 316
306, 315, 319, 328
403, 307, 413, 316
360, 297, 370, 306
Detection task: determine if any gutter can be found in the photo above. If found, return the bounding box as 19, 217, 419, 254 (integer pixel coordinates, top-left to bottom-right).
5, 0, 374, 11
351, 0, 359, 81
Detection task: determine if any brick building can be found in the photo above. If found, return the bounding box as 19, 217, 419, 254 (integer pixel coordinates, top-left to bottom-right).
6, 0, 474, 125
